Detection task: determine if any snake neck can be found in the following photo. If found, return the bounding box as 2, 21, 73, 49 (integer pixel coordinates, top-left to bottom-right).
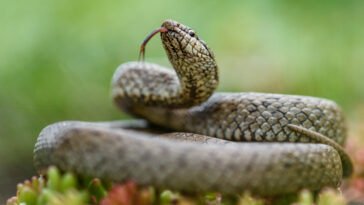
171, 55, 219, 107
112, 59, 218, 112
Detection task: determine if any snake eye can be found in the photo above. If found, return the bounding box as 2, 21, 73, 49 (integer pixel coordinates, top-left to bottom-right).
189, 30, 196, 37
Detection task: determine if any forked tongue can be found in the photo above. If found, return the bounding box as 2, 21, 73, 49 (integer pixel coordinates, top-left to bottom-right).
138, 27, 169, 61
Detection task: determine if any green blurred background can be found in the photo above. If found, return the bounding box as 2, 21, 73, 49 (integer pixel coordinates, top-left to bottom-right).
1, 0, 364, 201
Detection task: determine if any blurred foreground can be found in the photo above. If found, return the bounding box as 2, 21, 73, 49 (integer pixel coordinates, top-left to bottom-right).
6, 166, 364, 205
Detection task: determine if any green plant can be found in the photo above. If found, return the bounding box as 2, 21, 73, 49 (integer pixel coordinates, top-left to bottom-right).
7, 166, 353, 205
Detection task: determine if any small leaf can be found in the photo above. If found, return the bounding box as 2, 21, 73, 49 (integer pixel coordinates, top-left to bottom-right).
47, 167, 61, 191
60, 173, 77, 193
18, 186, 37, 205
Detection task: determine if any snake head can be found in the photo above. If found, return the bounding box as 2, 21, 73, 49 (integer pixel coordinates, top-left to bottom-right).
160, 19, 215, 61
139, 20, 215, 65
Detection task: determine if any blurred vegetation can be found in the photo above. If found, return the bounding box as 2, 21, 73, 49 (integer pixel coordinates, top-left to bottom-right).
6, 167, 349, 205
1, 0, 364, 201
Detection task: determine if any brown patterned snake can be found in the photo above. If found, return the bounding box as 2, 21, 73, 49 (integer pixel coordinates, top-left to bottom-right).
34, 20, 353, 196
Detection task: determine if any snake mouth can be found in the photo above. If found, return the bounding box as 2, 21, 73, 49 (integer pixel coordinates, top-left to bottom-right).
139, 27, 169, 61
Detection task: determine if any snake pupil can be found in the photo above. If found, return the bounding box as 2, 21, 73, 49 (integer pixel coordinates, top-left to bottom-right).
189, 30, 195, 37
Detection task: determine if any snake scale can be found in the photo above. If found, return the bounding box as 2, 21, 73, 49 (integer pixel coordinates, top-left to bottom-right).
34, 20, 353, 196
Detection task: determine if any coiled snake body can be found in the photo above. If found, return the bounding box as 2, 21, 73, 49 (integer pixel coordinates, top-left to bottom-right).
34, 20, 353, 196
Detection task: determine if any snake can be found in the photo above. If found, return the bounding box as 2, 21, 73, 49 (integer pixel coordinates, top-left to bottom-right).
33, 19, 353, 196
